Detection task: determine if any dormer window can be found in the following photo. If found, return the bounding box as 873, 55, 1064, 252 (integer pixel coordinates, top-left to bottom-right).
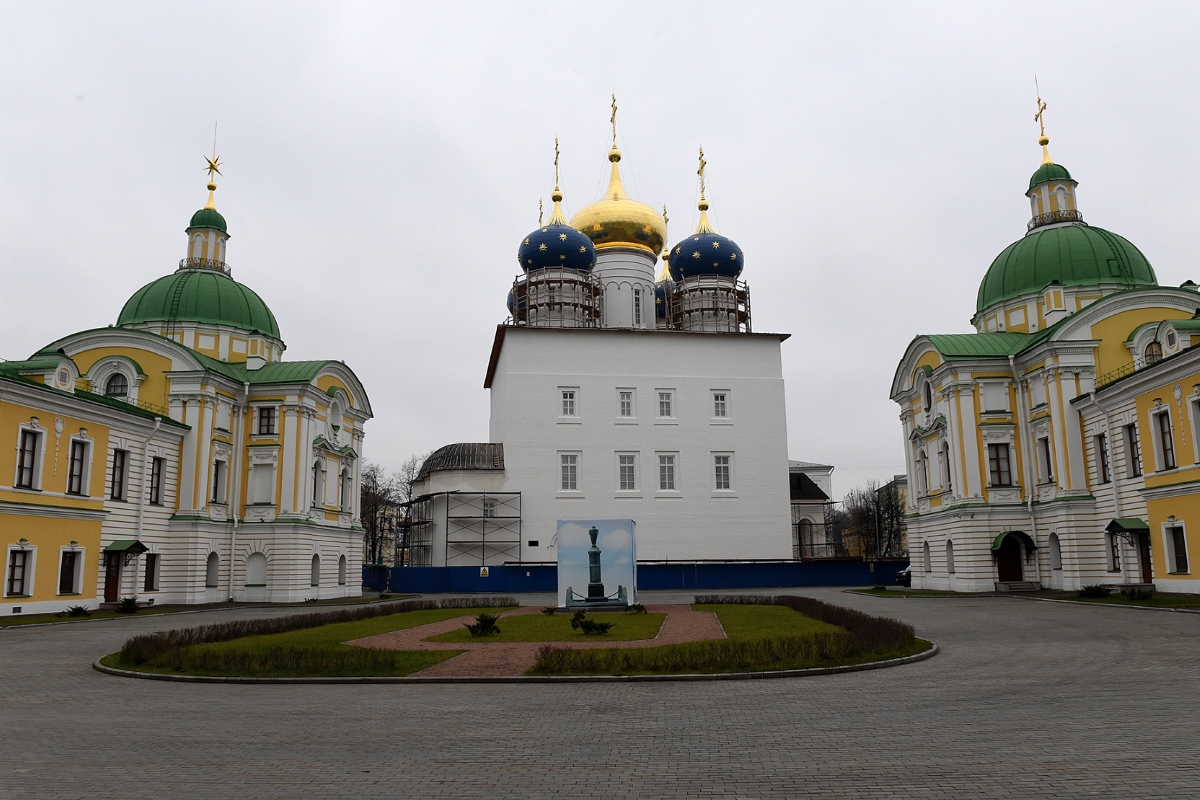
1145, 341, 1163, 365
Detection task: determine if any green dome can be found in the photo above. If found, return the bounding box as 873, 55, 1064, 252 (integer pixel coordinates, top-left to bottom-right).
1029, 163, 1073, 190
189, 207, 227, 232
117, 269, 280, 339
976, 224, 1157, 313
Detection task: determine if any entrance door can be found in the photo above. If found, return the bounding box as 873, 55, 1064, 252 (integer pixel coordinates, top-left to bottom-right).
996, 537, 1024, 582
103, 554, 120, 602
1137, 533, 1153, 584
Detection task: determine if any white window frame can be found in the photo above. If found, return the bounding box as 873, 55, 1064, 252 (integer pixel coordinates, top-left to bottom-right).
57, 545, 85, 595
143, 551, 160, 592
711, 390, 730, 421
149, 456, 165, 505
656, 390, 675, 420
255, 405, 279, 437
657, 453, 678, 492
1037, 436, 1054, 484
1163, 522, 1190, 575
109, 447, 129, 501
1106, 532, 1122, 572
712, 452, 734, 493
560, 388, 577, 418
633, 288, 642, 326
1094, 433, 1110, 485
211, 459, 228, 505
617, 389, 636, 420
559, 452, 580, 493
13, 422, 46, 491
66, 435, 93, 497
616, 452, 639, 493
1149, 406, 1176, 472
5, 545, 36, 598
1125, 423, 1143, 478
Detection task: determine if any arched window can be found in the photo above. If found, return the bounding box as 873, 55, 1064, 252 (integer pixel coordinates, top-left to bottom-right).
922, 380, 933, 411
923, 541, 932, 573
205, 552, 219, 588
946, 540, 955, 574
105, 373, 129, 398
312, 461, 323, 507
246, 552, 268, 587
1055, 185, 1068, 211
191, 234, 204, 259
340, 469, 352, 511
1049, 532, 1063, 570
310, 554, 320, 587
1145, 341, 1163, 365
916, 449, 929, 495
338, 555, 347, 586
939, 443, 952, 492
798, 519, 814, 546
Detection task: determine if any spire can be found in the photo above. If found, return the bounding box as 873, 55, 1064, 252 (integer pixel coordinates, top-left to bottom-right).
603, 94, 630, 201
547, 137, 568, 225
203, 122, 222, 209
694, 146, 715, 234
1034, 78, 1052, 165
659, 204, 671, 280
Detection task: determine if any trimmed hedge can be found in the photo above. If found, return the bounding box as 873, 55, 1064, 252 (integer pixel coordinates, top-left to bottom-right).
119, 597, 516, 666
694, 594, 915, 652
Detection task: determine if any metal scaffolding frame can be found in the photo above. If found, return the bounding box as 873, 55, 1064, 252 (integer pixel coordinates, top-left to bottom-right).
668, 275, 751, 333
511, 269, 603, 328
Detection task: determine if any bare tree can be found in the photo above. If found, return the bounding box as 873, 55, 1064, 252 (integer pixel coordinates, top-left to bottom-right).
840, 480, 907, 560
359, 461, 399, 566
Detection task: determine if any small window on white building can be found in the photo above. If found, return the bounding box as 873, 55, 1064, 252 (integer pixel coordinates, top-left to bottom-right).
713, 392, 727, 418
1094, 434, 1110, 484
560, 454, 578, 491
658, 392, 673, 418
633, 288, 642, 325
945, 540, 955, 574
658, 455, 676, 491
211, 460, 227, 504
714, 455, 732, 490
619, 455, 637, 491
987, 443, 1013, 487
110, 449, 128, 500
561, 390, 576, 417
1107, 533, 1122, 572
923, 541, 932, 573
1037, 437, 1053, 483
618, 391, 633, 418
67, 440, 89, 496
939, 443, 952, 493
1125, 424, 1143, 478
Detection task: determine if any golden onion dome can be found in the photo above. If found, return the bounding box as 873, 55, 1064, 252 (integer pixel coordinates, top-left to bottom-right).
570, 147, 666, 257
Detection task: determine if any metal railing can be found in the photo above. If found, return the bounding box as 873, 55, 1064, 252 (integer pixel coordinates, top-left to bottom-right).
178, 258, 229, 272
1027, 210, 1083, 231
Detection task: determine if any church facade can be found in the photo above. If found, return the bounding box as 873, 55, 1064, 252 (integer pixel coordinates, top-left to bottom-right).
892, 111, 1200, 594
410, 123, 797, 566
3, 167, 371, 616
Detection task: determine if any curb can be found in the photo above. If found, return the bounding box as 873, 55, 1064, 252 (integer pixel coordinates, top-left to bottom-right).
92, 643, 938, 685
844, 590, 1006, 600
1007, 595, 1200, 615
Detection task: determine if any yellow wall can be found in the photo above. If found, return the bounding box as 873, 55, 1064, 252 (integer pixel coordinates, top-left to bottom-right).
2, 517, 101, 605
70, 346, 175, 411
1091, 307, 1192, 380
1146, 494, 1200, 581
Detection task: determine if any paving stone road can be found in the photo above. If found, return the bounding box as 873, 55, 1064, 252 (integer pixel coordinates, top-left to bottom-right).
2, 587, 1198, 799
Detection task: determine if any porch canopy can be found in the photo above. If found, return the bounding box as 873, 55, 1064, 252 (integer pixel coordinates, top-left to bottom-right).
990, 530, 1037, 552
104, 540, 148, 565
1105, 518, 1149, 534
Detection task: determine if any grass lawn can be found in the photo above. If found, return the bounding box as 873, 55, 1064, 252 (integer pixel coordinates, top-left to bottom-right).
693, 603, 842, 639
427, 612, 666, 643
102, 606, 512, 678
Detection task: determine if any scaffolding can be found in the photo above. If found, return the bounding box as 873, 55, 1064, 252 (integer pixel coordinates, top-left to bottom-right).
511, 269, 603, 328
668, 275, 751, 333
445, 492, 522, 566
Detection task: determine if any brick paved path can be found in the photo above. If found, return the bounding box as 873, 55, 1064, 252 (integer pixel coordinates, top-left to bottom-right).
3, 588, 1199, 798
350, 604, 725, 676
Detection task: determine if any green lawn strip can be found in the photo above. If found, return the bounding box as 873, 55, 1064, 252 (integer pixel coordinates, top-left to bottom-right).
1037, 591, 1200, 609
103, 606, 510, 678
526, 637, 932, 676
427, 612, 666, 643
693, 603, 842, 639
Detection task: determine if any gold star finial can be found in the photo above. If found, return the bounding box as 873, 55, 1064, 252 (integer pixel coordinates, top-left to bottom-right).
203, 122, 221, 209
1034, 77, 1052, 165
610, 93, 618, 148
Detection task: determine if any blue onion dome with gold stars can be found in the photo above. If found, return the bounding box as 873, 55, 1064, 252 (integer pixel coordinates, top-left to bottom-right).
667, 198, 743, 281
518, 189, 595, 273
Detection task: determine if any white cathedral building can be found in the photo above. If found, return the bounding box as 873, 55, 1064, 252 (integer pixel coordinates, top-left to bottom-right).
408, 133, 803, 566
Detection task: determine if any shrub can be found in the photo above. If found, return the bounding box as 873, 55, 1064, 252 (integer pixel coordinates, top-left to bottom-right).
464, 613, 502, 637
569, 610, 616, 635
542, 606, 558, 615
119, 596, 517, 665
66, 605, 92, 618
625, 604, 647, 614
116, 597, 140, 614
693, 594, 915, 653
1078, 585, 1113, 599
1121, 587, 1155, 601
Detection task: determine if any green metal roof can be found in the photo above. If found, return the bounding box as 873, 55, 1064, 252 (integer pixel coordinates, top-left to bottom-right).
1029, 163, 1073, 190
0, 358, 64, 375
991, 530, 1037, 551
104, 539, 148, 553
977, 224, 1157, 313
184, 350, 334, 385
1106, 518, 1149, 532
117, 269, 281, 340
1170, 319, 1200, 331
923, 333, 1030, 360
189, 207, 228, 232
0, 370, 189, 428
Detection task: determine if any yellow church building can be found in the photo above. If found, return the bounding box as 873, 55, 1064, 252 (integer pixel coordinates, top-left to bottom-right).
892, 102, 1200, 594
3, 162, 371, 616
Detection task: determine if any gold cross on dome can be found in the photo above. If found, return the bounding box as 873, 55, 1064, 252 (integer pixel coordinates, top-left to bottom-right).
1034, 76, 1048, 137
554, 137, 560, 191
610, 93, 618, 148
539, 198, 543, 227
697, 146, 707, 200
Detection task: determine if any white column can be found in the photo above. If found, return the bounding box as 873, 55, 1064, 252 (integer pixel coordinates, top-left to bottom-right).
957, 383, 983, 499
194, 397, 214, 514
279, 403, 299, 515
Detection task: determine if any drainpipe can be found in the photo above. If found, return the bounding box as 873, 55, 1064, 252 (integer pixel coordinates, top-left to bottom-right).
133, 417, 161, 602
228, 381, 249, 601
1009, 356, 1040, 577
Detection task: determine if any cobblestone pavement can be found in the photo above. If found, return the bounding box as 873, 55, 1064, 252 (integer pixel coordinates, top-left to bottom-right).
2, 588, 1199, 799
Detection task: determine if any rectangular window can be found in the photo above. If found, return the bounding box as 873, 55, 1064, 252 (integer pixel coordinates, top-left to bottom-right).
633, 288, 642, 325
560, 454, 577, 491
143, 553, 159, 591
561, 390, 576, 417
16, 430, 38, 489
257, 406, 277, 436
110, 449, 128, 500
482, 498, 496, 518
658, 455, 675, 491
1126, 424, 1142, 477
212, 460, 226, 503
713, 392, 727, 418
1095, 434, 1110, 484
1169, 526, 1189, 573
987, 443, 1012, 487
1037, 437, 1053, 483
1108, 533, 1122, 571
1157, 412, 1176, 470
619, 391, 633, 418
7, 550, 28, 596
658, 392, 673, 418
714, 455, 731, 490
619, 455, 637, 491
67, 440, 87, 495
58, 550, 78, 594
149, 457, 164, 505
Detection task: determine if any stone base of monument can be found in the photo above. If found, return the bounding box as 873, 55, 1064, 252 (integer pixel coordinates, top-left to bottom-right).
564, 585, 628, 609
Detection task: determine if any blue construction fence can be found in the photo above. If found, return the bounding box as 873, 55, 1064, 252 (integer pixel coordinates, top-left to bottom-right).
362, 559, 909, 595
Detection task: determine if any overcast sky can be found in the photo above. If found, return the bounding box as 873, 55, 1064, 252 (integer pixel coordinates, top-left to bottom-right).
3, 2, 1199, 500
